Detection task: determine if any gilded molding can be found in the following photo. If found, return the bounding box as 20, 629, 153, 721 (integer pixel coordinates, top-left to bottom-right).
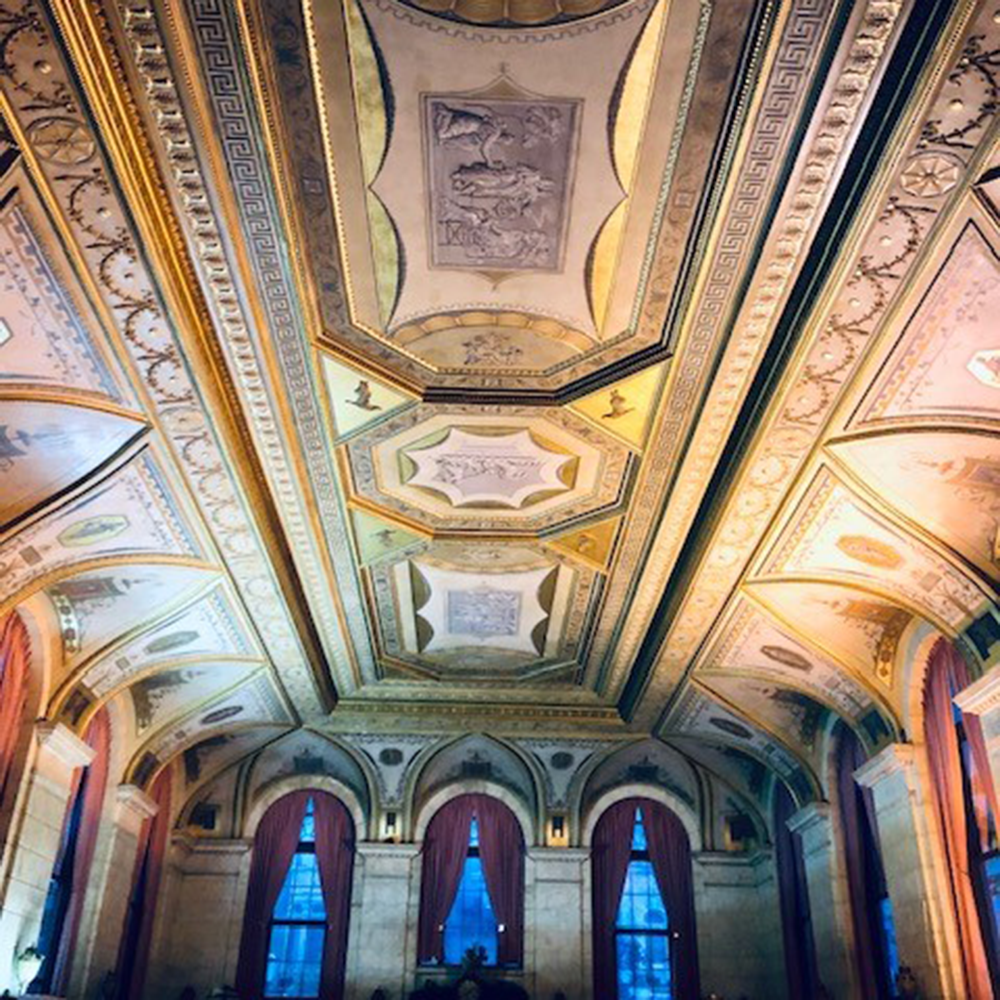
601, 0, 911, 699
105, 0, 364, 696
647, 1, 1000, 732
0, 0, 324, 716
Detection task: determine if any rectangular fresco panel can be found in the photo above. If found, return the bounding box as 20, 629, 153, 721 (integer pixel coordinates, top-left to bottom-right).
423, 94, 580, 272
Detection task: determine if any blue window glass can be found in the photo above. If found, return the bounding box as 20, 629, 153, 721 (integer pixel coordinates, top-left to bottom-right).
265, 800, 326, 998
986, 855, 1000, 944
444, 818, 499, 965
616, 809, 671, 1000
879, 895, 900, 994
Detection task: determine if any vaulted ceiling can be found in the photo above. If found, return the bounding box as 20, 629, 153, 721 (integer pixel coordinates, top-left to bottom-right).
1, 0, 999, 820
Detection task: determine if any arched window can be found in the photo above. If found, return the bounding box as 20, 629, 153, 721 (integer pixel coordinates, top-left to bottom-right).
592, 797, 699, 1000
924, 639, 1000, 997
265, 799, 325, 997
834, 723, 899, 999
444, 817, 499, 964
417, 794, 525, 968
236, 790, 355, 1000
615, 808, 670, 999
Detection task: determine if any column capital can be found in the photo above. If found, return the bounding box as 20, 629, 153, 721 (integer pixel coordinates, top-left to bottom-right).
787, 800, 831, 837
854, 742, 916, 790
35, 721, 95, 770
354, 840, 420, 859
116, 783, 159, 821
954, 665, 1000, 718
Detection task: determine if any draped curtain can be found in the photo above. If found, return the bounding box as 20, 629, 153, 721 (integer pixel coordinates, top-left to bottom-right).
642, 798, 700, 1000
472, 795, 525, 966
52, 708, 111, 993
0, 612, 30, 811
774, 782, 816, 999
119, 770, 172, 1000
924, 638, 997, 1000
591, 797, 701, 1000
417, 793, 525, 966
235, 790, 311, 999
835, 724, 885, 1000
591, 799, 636, 1000
313, 792, 356, 1000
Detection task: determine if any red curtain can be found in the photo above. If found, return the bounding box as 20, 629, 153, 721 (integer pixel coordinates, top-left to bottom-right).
471, 794, 525, 966
52, 708, 111, 993
835, 725, 881, 1000
313, 792, 356, 1000
641, 798, 701, 1000
417, 795, 477, 964
0, 611, 30, 811
774, 782, 816, 998
592, 799, 640, 1000
924, 638, 996, 1000
235, 790, 312, 999
121, 768, 171, 1000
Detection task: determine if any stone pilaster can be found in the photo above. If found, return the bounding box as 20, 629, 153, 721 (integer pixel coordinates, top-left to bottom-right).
0, 723, 93, 993
527, 847, 589, 1000
143, 832, 251, 999
855, 744, 964, 999
346, 842, 420, 1000
694, 850, 786, 1000
67, 785, 160, 999
786, 802, 854, 999
954, 663, 1000, 797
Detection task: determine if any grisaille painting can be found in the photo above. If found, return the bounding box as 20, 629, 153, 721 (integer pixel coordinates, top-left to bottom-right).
423, 89, 581, 273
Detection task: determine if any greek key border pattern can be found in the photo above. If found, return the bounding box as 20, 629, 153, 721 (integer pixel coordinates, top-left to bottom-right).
652, 1, 1000, 732
178, 0, 379, 686
0, 0, 324, 715
111, 0, 366, 695
600, 0, 911, 698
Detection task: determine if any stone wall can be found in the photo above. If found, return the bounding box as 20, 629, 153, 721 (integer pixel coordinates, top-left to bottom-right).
145, 836, 785, 1000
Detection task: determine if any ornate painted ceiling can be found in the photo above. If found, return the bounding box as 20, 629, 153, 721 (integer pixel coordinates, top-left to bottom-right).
1, 0, 999, 820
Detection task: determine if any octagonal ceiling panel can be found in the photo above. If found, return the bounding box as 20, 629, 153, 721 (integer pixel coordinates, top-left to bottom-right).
299, 0, 755, 390
349, 406, 632, 531
366, 540, 593, 679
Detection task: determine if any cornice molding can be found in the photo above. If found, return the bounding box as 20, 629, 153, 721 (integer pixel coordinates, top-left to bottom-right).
786, 800, 832, 837
116, 783, 160, 820
647, 0, 999, 732
106, 0, 361, 697
854, 742, 916, 789
602, 0, 910, 703
35, 722, 96, 770
954, 666, 1000, 717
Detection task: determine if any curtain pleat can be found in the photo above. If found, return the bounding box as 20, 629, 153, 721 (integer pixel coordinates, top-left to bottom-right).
591, 798, 648, 1000
835, 725, 882, 1000
0, 612, 29, 811
471, 794, 525, 966
924, 638, 995, 1000
52, 707, 111, 993
641, 798, 701, 1000
314, 792, 356, 1000
417, 795, 477, 964
235, 790, 312, 999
